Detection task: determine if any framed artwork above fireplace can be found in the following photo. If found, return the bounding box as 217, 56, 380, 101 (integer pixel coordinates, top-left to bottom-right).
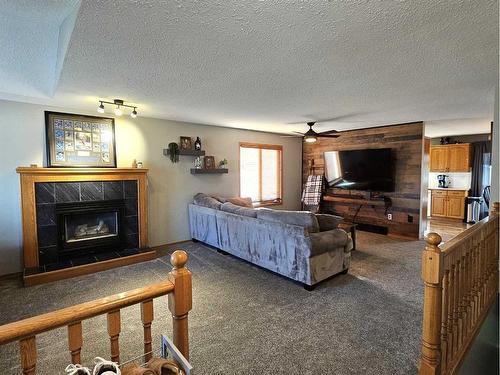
45, 111, 117, 168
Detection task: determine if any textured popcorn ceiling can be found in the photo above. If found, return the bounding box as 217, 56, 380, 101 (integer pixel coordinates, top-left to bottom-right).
0, 0, 497, 134
0, 0, 80, 97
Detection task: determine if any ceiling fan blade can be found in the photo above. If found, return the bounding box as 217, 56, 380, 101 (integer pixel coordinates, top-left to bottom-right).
292, 131, 305, 135
317, 134, 341, 138
280, 135, 303, 138
318, 129, 340, 135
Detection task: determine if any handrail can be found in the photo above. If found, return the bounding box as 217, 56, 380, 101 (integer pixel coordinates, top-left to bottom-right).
0, 250, 193, 373
440, 214, 493, 255
419, 202, 499, 375
0, 280, 174, 345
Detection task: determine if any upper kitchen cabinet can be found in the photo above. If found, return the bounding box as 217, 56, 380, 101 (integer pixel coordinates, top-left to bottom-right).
429, 144, 471, 172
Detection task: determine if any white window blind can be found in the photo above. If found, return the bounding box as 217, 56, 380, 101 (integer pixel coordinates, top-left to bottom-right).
240, 143, 282, 205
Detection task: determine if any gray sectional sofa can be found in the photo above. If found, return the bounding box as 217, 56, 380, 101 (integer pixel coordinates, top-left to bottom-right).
188, 194, 353, 288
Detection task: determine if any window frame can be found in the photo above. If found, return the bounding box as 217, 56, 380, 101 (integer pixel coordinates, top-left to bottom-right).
239, 142, 283, 207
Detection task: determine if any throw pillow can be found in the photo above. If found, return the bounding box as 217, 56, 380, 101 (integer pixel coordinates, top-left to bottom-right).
193, 193, 222, 210
226, 197, 253, 207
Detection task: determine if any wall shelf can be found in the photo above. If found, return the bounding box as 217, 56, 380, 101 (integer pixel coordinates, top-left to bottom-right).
323, 195, 386, 206
190, 168, 228, 175
163, 149, 206, 157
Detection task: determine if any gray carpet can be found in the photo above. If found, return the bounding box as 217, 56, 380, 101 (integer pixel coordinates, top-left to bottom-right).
0, 232, 424, 374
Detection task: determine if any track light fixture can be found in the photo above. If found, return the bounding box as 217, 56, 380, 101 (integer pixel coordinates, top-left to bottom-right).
97, 99, 138, 118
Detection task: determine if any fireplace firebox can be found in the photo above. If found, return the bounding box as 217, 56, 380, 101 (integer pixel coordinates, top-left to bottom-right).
56, 200, 126, 259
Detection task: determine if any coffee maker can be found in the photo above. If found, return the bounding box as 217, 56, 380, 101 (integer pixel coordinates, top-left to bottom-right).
437, 174, 450, 188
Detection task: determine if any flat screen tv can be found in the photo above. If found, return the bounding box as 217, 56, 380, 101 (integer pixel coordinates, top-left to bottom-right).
324, 148, 394, 192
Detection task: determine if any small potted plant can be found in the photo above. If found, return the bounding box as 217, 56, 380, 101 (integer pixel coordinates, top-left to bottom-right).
218, 158, 228, 169
168, 142, 179, 163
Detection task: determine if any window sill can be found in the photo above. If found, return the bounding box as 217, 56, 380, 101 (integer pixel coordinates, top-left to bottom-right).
253, 200, 283, 208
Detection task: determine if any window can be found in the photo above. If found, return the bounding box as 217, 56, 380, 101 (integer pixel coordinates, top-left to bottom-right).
239, 143, 283, 206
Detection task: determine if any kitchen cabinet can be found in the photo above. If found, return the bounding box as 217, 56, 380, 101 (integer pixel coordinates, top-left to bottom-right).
430, 189, 468, 219
429, 144, 471, 172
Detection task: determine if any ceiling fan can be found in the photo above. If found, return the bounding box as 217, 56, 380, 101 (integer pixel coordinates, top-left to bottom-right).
283, 121, 340, 143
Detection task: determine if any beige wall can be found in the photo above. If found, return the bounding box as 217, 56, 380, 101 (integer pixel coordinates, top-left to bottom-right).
0, 100, 302, 275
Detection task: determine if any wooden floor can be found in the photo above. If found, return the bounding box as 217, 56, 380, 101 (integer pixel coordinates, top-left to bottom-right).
425, 216, 474, 243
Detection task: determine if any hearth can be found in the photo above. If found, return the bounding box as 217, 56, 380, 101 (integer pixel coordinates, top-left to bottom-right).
56, 200, 126, 259
17, 168, 154, 286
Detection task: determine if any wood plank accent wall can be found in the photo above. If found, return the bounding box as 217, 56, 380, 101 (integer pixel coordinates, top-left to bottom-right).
302, 122, 424, 238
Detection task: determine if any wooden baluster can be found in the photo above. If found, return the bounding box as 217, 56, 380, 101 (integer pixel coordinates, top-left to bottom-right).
141, 300, 154, 362
441, 269, 449, 373
465, 245, 472, 337
419, 233, 443, 375
168, 250, 192, 360
480, 230, 486, 311
68, 322, 83, 365
107, 310, 121, 364
452, 255, 460, 359
446, 262, 455, 367
458, 248, 465, 347
20, 336, 36, 375
471, 237, 479, 328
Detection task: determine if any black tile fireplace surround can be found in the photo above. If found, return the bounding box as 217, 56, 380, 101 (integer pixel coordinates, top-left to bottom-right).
35, 180, 139, 266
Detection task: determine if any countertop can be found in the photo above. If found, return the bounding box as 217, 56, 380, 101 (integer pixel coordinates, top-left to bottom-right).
428, 187, 469, 191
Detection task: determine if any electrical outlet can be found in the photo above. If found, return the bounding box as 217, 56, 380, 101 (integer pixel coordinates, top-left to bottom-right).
387, 213, 393, 220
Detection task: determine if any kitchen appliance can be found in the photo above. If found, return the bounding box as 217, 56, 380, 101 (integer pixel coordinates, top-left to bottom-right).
437, 174, 450, 188
466, 197, 483, 223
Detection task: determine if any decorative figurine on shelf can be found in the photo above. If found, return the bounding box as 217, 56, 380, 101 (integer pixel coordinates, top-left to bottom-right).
194, 156, 203, 169
194, 137, 202, 151
136, 161, 143, 168
132, 159, 138, 168
218, 158, 228, 169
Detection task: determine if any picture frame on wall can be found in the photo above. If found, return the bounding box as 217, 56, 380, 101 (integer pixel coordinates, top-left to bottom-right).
204, 156, 215, 169
180, 136, 193, 150
45, 111, 117, 167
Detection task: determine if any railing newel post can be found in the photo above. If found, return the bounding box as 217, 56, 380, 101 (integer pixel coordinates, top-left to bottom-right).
420, 232, 443, 375
168, 250, 192, 360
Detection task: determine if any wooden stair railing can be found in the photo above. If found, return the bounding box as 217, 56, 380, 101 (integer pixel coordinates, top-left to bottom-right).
0, 250, 192, 374
420, 202, 499, 375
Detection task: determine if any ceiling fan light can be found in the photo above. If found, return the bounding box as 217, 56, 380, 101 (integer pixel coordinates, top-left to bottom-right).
304, 136, 317, 143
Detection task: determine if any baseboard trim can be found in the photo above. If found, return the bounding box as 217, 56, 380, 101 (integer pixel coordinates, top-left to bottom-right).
23, 250, 157, 286
150, 240, 192, 254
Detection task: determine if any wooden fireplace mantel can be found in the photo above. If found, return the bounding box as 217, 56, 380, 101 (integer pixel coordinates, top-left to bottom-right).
17, 167, 152, 285
16, 167, 149, 176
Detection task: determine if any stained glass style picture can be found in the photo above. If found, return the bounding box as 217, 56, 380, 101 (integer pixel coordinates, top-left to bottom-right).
45, 111, 116, 167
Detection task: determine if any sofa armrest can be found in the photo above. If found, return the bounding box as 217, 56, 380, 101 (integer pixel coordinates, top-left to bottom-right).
308, 228, 349, 256
315, 214, 343, 232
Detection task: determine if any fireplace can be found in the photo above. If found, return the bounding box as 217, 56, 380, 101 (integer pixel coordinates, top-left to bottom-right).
17, 168, 154, 286
56, 200, 125, 259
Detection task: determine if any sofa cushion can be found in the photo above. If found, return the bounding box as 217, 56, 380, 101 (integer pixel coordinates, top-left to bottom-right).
308, 229, 349, 256
256, 209, 319, 233
193, 193, 222, 210
315, 214, 343, 232
220, 202, 258, 217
